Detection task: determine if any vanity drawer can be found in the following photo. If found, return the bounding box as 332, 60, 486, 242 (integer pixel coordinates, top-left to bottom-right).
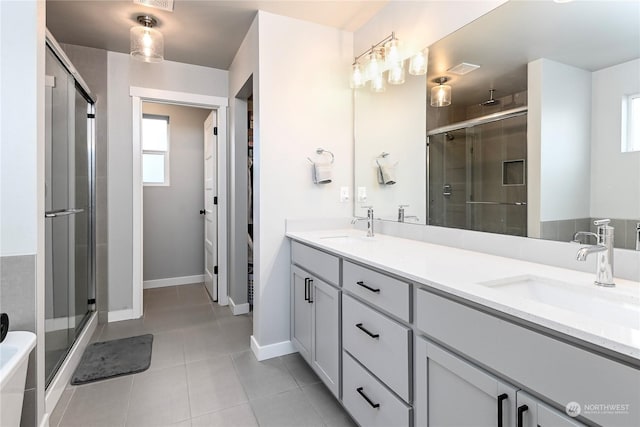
342, 351, 411, 427
343, 260, 410, 322
291, 241, 339, 285
342, 294, 411, 401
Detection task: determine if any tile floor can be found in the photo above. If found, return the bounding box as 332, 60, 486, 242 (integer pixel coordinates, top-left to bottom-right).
50, 284, 356, 427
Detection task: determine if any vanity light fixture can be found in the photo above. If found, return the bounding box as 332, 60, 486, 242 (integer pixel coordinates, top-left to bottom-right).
130, 15, 164, 63
350, 32, 427, 92
431, 77, 452, 107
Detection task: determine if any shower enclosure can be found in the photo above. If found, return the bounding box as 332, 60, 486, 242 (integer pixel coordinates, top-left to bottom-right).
428, 108, 528, 236
44, 42, 95, 386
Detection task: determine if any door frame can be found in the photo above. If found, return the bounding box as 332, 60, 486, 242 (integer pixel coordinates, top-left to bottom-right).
130, 87, 228, 318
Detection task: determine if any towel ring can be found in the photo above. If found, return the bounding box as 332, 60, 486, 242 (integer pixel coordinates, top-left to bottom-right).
307, 148, 334, 164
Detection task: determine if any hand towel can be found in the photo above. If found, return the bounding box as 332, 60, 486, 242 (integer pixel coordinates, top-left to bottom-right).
313, 161, 332, 184
377, 161, 396, 185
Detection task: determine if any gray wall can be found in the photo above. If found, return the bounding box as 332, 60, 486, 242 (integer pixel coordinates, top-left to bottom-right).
59, 44, 109, 323
142, 103, 210, 281
107, 51, 228, 312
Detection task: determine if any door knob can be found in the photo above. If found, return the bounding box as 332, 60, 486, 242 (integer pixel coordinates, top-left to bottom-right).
199, 209, 206, 215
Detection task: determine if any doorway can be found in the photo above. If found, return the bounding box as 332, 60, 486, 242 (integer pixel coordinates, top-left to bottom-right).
141, 102, 215, 303
131, 88, 228, 318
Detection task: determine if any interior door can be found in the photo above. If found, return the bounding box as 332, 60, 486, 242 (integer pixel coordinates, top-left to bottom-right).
204, 111, 218, 300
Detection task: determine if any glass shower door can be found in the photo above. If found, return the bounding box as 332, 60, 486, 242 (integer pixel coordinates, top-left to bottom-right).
428, 114, 527, 236
45, 48, 94, 386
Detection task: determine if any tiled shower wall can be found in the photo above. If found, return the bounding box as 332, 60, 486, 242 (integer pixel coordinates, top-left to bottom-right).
541, 217, 640, 250
0, 255, 37, 427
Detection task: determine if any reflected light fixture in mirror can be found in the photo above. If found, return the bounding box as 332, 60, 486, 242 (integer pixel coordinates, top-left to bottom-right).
371, 73, 386, 92
350, 62, 365, 89
409, 48, 428, 75
388, 61, 405, 85
131, 15, 164, 63
431, 77, 452, 107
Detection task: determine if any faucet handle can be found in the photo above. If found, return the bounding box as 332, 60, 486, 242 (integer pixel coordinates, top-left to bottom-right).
593, 218, 611, 227
398, 204, 409, 208
361, 205, 373, 210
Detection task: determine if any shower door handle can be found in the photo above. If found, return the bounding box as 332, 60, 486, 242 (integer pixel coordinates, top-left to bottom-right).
443, 184, 452, 197
45, 208, 85, 218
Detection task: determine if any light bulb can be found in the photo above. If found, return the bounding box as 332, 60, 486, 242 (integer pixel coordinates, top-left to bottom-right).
142, 30, 153, 48
430, 79, 451, 107
384, 38, 401, 67
350, 62, 365, 89
371, 73, 386, 93
366, 50, 381, 81
409, 49, 428, 76
388, 61, 405, 85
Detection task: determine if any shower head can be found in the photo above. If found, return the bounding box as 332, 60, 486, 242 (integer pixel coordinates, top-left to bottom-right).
444, 132, 455, 141
480, 89, 500, 106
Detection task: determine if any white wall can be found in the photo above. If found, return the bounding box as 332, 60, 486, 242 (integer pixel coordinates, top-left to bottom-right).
354, 73, 426, 221
353, 0, 506, 57
142, 103, 210, 282
528, 58, 592, 234
253, 11, 355, 353
0, 0, 43, 256
107, 52, 228, 312
591, 58, 640, 219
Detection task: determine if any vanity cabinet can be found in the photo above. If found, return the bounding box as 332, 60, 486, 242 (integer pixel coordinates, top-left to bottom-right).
415, 337, 586, 427
290, 244, 340, 398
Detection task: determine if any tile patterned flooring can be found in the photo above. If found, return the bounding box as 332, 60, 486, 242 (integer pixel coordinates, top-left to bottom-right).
50, 284, 356, 427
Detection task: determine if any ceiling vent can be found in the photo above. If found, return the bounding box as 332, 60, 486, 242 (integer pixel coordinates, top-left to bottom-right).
133, 0, 174, 12
447, 62, 481, 75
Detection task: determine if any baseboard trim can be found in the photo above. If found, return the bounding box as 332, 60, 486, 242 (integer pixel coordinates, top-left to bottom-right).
250, 335, 296, 361
45, 312, 98, 415
143, 274, 205, 289
107, 309, 136, 322
229, 297, 250, 315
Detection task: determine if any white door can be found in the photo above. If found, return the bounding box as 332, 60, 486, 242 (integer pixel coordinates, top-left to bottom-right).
204, 111, 218, 300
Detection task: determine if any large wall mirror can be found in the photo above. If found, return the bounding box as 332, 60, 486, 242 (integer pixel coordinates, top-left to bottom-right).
354, 0, 640, 250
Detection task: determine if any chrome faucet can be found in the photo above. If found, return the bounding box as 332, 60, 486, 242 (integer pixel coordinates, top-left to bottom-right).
351, 206, 375, 237
574, 219, 615, 287
397, 205, 419, 223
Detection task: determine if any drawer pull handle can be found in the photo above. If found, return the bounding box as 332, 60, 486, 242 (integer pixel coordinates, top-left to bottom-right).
356, 281, 380, 293
308, 279, 314, 304
517, 404, 528, 427
304, 278, 309, 301
497, 393, 508, 427
356, 387, 380, 409
355, 323, 379, 339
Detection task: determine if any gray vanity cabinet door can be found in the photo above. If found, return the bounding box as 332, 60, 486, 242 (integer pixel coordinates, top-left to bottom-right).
311, 277, 340, 398
416, 337, 517, 427
515, 391, 586, 427
291, 266, 312, 363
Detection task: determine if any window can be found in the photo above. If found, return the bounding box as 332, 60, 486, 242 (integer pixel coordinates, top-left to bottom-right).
142, 114, 170, 185
622, 93, 640, 153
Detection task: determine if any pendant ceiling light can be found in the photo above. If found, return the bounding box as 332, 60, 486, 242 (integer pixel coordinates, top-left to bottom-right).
431, 77, 452, 107
131, 15, 164, 63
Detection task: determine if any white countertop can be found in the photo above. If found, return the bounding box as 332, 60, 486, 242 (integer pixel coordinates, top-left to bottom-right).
286, 228, 640, 362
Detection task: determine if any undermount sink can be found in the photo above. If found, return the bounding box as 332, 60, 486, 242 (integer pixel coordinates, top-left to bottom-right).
480, 275, 640, 330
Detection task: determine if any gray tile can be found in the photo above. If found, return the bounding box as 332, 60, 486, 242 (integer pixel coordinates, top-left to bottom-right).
20, 388, 37, 427
282, 353, 321, 386
148, 329, 185, 372
49, 388, 75, 427
626, 219, 640, 250
539, 221, 558, 241
186, 356, 248, 417
557, 219, 575, 243
142, 306, 185, 332
180, 303, 217, 328
250, 388, 324, 427
126, 365, 190, 426
302, 383, 350, 424
610, 218, 627, 250
190, 403, 258, 427
182, 323, 227, 363
177, 283, 211, 307
59, 377, 132, 427
218, 316, 252, 354
99, 318, 146, 341
232, 351, 298, 400
0, 255, 36, 331
324, 413, 358, 427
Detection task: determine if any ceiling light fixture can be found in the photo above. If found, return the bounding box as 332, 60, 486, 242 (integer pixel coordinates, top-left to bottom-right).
130, 15, 164, 63
431, 77, 452, 107
350, 32, 427, 92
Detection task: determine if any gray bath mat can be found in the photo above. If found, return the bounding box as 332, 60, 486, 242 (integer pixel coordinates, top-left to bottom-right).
71, 334, 153, 385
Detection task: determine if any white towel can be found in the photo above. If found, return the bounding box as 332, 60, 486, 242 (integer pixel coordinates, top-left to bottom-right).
377, 161, 396, 185
313, 162, 332, 184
